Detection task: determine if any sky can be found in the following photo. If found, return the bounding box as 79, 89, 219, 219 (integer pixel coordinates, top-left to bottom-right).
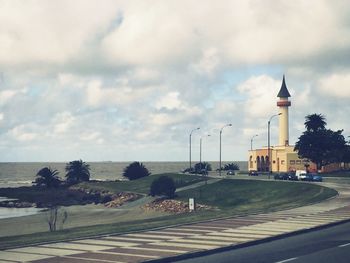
0, 0, 350, 162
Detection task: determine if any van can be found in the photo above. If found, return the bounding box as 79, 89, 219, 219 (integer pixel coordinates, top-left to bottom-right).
295, 170, 307, 180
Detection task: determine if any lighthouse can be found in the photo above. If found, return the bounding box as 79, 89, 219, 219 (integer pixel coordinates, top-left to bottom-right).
248, 75, 308, 173
277, 75, 291, 146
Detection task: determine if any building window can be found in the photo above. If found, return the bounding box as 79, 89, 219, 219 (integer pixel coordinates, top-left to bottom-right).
290, 160, 295, 165
296, 160, 301, 164
281, 160, 285, 165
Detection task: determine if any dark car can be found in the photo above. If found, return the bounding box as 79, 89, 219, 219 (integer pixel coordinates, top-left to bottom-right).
288, 174, 298, 181
274, 173, 289, 180
301, 174, 313, 181
248, 171, 259, 176
311, 174, 323, 182
226, 170, 235, 175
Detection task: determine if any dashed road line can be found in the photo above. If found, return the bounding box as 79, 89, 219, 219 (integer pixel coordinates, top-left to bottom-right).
275, 257, 298, 263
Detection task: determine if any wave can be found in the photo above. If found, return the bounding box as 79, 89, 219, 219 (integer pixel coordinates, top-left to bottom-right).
0, 180, 32, 188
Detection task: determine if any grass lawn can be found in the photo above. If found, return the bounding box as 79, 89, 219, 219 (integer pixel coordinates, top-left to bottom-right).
176, 179, 337, 215
0, 177, 337, 250
75, 173, 207, 195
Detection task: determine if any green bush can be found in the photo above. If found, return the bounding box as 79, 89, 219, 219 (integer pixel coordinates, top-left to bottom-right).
150, 176, 176, 198
123, 162, 151, 180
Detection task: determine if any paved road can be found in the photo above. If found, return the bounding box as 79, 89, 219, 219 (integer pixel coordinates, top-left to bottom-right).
0, 181, 349, 262
175, 220, 350, 263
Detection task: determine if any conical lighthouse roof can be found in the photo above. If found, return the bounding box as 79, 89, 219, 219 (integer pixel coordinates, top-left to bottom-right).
277, 75, 291, 98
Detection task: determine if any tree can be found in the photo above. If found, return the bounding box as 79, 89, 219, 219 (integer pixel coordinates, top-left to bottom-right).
342, 145, 350, 164
194, 162, 212, 174
295, 114, 346, 170
65, 160, 90, 185
304, 113, 326, 132
34, 167, 61, 188
150, 176, 176, 198
46, 206, 68, 232
123, 161, 150, 180
223, 163, 240, 171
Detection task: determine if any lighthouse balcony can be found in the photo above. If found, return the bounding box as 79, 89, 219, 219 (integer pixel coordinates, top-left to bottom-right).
277, 101, 291, 107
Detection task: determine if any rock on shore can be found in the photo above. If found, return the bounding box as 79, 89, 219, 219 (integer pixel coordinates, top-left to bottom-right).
142, 198, 212, 214
104, 192, 141, 208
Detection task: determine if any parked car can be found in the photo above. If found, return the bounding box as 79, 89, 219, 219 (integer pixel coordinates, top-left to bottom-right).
274, 173, 289, 180
300, 174, 313, 181
288, 174, 298, 181
227, 170, 235, 175
311, 174, 323, 182
248, 171, 259, 176
295, 170, 307, 180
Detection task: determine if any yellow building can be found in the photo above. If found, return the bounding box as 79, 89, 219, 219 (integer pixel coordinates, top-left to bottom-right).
248, 76, 307, 173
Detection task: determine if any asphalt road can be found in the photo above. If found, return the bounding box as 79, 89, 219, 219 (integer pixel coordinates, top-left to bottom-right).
174, 221, 350, 263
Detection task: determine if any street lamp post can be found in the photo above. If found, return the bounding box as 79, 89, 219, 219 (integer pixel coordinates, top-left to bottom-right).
268, 113, 282, 179
189, 127, 200, 171
250, 134, 258, 151
219, 124, 232, 176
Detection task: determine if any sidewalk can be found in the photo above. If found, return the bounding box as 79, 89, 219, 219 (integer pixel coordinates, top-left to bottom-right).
1, 181, 350, 263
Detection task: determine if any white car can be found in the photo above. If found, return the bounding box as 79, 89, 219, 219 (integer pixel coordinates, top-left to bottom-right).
295, 170, 307, 180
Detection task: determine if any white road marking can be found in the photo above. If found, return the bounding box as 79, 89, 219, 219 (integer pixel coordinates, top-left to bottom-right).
339, 243, 350, 248
125, 246, 187, 253
71, 239, 139, 247
275, 257, 298, 263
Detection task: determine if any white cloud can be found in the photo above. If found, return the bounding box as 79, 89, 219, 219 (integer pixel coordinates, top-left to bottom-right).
238, 75, 281, 119
53, 112, 75, 134
191, 48, 220, 76
319, 73, 350, 98
155, 92, 182, 110
1, 1, 350, 161
8, 125, 37, 142
0, 90, 17, 105
0, 0, 118, 69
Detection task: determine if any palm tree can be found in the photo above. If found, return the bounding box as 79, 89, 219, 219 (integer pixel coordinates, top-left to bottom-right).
34, 167, 61, 188
65, 160, 90, 184
304, 114, 326, 132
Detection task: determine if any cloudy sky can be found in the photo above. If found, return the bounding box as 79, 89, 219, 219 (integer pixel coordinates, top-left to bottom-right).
0, 0, 349, 162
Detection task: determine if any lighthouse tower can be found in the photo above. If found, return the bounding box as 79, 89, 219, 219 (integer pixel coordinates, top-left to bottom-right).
277, 75, 291, 146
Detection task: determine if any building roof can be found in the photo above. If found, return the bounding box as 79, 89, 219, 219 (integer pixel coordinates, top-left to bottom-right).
277, 75, 291, 98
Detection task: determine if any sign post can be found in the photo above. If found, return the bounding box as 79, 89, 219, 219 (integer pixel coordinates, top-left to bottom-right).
189, 198, 195, 212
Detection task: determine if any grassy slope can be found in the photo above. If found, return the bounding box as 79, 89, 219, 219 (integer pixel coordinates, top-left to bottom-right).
0, 178, 337, 250
176, 180, 336, 215
75, 173, 206, 195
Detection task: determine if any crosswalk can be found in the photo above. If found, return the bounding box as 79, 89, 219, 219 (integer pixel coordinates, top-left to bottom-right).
1, 183, 350, 263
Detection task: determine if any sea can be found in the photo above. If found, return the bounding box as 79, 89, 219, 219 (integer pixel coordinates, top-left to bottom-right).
0, 161, 247, 218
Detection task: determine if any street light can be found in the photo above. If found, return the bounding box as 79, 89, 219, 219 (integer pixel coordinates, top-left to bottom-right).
200, 134, 211, 167
219, 124, 232, 176
189, 127, 200, 171
250, 134, 258, 151
268, 113, 282, 178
